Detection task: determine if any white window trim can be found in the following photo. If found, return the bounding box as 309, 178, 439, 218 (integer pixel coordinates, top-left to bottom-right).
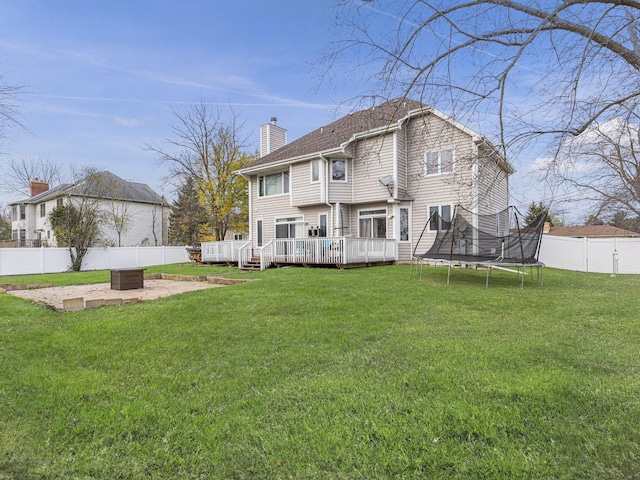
310, 160, 320, 183
274, 216, 305, 239
358, 208, 387, 238
330, 159, 347, 182
256, 219, 264, 247
425, 148, 455, 176
258, 170, 290, 197
399, 206, 411, 243
428, 204, 453, 232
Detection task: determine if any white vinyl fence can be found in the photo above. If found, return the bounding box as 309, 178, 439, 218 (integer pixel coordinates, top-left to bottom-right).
0, 246, 189, 276
539, 236, 640, 274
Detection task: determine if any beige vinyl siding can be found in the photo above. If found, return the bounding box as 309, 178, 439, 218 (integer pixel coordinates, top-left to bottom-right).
298, 205, 333, 236
476, 152, 509, 215
337, 203, 352, 236
352, 136, 395, 203
398, 243, 412, 261
405, 114, 476, 254
249, 174, 339, 247
291, 160, 323, 207
250, 174, 294, 250
328, 159, 352, 203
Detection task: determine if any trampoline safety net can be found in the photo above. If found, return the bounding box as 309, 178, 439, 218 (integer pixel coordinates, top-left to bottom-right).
414, 206, 547, 265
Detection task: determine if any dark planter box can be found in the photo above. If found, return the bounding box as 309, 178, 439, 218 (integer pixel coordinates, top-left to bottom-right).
110, 268, 145, 290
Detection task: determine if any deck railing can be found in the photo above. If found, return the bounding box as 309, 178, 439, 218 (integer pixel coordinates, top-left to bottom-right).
0, 239, 48, 248
201, 240, 249, 263
237, 241, 252, 269
202, 237, 398, 270
263, 237, 397, 269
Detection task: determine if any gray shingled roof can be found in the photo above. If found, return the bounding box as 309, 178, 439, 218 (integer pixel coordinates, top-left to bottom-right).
547, 225, 640, 238
244, 98, 428, 169
11, 171, 167, 206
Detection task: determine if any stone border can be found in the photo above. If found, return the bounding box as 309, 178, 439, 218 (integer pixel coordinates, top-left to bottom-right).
0, 283, 53, 292
145, 273, 255, 285
2, 273, 257, 312
0, 274, 255, 294
63, 297, 142, 311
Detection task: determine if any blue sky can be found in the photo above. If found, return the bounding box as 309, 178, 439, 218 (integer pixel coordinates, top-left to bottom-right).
1, 1, 543, 211
0, 1, 355, 202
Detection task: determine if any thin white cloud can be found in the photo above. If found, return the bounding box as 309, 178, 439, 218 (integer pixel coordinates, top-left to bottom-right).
115, 116, 144, 128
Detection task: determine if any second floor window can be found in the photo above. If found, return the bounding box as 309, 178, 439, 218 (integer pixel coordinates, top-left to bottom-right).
425, 149, 454, 175
259, 171, 289, 197
332, 160, 346, 181
311, 160, 320, 182
40, 204, 46, 217
13, 205, 26, 221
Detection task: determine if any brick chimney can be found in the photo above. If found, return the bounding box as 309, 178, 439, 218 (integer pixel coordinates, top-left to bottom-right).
259, 117, 287, 157
30, 178, 49, 197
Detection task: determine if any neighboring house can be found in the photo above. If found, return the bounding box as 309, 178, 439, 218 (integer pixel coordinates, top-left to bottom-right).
9, 171, 169, 247
228, 98, 514, 268
546, 225, 640, 238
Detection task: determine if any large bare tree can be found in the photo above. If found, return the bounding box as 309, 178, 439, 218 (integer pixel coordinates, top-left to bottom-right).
147, 102, 254, 241
544, 107, 640, 218
0, 156, 62, 197
0, 72, 22, 148
329, 1, 640, 212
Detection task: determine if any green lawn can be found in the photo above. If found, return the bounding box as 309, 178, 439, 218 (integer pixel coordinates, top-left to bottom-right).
1, 264, 639, 479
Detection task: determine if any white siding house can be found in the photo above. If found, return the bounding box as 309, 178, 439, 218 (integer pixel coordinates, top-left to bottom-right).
9, 171, 169, 247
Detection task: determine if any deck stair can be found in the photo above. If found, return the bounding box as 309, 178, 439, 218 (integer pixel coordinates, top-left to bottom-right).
240, 257, 263, 271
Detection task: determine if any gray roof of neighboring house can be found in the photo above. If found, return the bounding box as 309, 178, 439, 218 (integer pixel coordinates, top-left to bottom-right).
547, 225, 640, 238
10, 171, 167, 206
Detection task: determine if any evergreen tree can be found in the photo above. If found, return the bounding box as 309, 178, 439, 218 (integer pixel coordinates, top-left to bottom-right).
524, 201, 549, 227
585, 214, 605, 226
609, 210, 640, 233
169, 176, 207, 245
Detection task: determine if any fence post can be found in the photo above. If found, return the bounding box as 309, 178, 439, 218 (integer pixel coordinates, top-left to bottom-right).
584, 237, 589, 273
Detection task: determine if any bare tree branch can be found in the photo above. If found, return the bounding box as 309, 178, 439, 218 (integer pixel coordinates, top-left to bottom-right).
0, 155, 62, 197
146, 102, 255, 241
327, 0, 640, 216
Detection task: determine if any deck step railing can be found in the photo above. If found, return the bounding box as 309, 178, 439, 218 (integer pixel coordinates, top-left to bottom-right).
237, 241, 252, 268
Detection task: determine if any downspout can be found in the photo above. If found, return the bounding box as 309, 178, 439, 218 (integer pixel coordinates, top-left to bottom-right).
319, 154, 334, 236
237, 171, 252, 249
471, 140, 480, 256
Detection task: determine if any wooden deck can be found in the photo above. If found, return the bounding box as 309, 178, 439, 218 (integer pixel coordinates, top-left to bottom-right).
199, 237, 398, 270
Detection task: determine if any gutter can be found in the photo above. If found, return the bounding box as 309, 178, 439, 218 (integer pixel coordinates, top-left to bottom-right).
237, 146, 348, 176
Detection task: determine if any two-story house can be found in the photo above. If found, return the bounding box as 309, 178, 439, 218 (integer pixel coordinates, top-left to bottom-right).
202, 98, 513, 269
9, 171, 169, 247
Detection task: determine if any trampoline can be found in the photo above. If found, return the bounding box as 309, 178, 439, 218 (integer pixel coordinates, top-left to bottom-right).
412, 206, 547, 288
